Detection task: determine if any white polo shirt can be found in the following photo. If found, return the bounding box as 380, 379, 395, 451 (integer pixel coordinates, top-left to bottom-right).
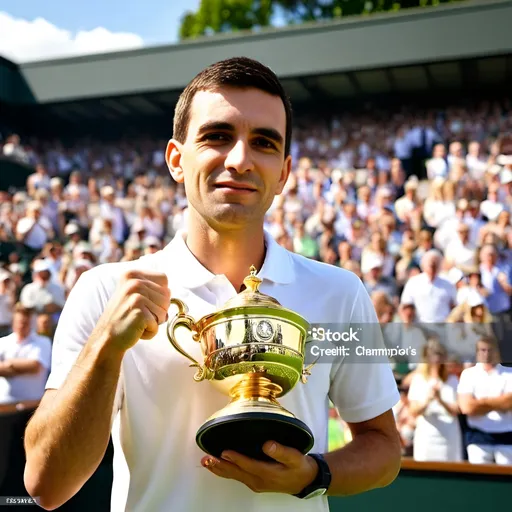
46, 230, 399, 512
457, 364, 512, 433
0, 331, 52, 404
400, 273, 456, 323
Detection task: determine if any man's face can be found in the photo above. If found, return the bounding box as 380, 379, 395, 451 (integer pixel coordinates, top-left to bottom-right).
166, 87, 291, 230
13, 313, 31, 339
476, 341, 496, 364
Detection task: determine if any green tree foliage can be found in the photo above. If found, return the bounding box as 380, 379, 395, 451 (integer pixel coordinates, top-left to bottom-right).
179, 0, 273, 39
179, 0, 466, 40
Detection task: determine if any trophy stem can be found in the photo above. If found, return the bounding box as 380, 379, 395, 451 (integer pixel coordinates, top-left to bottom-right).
229, 373, 283, 404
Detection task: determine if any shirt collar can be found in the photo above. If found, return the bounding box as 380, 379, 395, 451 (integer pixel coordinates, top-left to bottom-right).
164, 229, 295, 290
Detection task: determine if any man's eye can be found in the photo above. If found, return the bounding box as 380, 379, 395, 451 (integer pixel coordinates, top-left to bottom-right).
204, 133, 229, 142
254, 138, 276, 150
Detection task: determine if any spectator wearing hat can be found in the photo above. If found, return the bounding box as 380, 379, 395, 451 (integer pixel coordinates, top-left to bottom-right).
19, 260, 66, 316
458, 336, 512, 465
408, 338, 463, 462
0, 304, 52, 405
400, 250, 456, 323
363, 254, 397, 301
142, 236, 162, 256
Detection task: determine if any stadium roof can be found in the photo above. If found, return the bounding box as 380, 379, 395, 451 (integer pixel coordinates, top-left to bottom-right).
2, 0, 511, 131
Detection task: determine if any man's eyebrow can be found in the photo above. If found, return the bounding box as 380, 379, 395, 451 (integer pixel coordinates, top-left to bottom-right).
196, 121, 235, 135
252, 127, 284, 147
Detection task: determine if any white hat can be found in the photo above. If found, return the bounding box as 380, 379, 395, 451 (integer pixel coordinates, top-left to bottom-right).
501, 169, 512, 185
64, 223, 80, 236
101, 185, 115, 197
363, 254, 384, 274
33, 259, 52, 273
0, 268, 11, 281
447, 267, 464, 285
131, 220, 145, 233
144, 236, 161, 248
497, 155, 512, 166
74, 258, 94, 270
467, 291, 485, 308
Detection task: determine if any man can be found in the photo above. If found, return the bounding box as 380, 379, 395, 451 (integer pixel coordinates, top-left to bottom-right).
0, 303, 52, 405
24, 57, 401, 512
19, 259, 66, 316
457, 336, 512, 465
400, 249, 456, 323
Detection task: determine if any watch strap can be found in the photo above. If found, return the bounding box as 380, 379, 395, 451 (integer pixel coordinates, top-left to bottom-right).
293, 453, 332, 499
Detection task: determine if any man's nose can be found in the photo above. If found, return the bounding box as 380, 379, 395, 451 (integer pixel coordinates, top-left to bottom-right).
224, 139, 254, 174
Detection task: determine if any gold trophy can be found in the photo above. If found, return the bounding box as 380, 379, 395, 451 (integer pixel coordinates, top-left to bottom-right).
166, 266, 315, 461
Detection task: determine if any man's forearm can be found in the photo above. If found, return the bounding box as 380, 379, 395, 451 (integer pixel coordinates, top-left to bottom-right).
324, 429, 401, 496
481, 394, 512, 412
24, 334, 124, 510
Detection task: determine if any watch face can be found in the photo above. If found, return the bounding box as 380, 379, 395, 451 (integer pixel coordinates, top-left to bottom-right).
304, 488, 327, 499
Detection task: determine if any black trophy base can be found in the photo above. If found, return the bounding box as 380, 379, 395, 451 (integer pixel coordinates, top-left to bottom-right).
196, 411, 315, 461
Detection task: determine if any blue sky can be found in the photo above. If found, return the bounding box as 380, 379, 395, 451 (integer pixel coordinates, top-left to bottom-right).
3, 0, 201, 47
0, 0, 215, 63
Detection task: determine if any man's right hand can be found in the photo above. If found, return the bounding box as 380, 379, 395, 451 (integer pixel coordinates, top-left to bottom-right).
94, 269, 170, 354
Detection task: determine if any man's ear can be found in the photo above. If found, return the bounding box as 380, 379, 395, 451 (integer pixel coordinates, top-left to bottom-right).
276, 155, 292, 195
166, 139, 185, 184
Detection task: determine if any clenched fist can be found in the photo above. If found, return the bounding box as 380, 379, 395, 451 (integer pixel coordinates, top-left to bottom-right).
94, 269, 170, 353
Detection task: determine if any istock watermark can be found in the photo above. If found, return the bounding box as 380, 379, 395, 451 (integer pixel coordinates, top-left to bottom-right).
303, 322, 512, 365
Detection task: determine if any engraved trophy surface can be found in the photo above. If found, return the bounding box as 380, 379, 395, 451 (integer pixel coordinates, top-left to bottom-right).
166, 266, 315, 461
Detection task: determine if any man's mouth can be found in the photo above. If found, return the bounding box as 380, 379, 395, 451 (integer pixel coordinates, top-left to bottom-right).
213, 182, 257, 192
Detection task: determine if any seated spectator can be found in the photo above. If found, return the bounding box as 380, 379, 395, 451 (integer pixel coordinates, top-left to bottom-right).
408, 339, 463, 462
458, 336, 512, 465
0, 304, 52, 405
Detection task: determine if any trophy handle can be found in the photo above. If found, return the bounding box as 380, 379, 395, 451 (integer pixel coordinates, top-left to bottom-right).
167, 298, 210, 382
301, 358, 319, 384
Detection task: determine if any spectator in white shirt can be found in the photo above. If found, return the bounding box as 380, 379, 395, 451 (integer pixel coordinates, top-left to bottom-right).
19, 259, 66, 315
15, 201, 54, 253
458, 336, 512, 465
400, 250, 456, 323
480, 183, 505, 222
444, 222, 477, 273
407, 339, 462, 462
426, 144, 448, 180
0, 303, 52, 405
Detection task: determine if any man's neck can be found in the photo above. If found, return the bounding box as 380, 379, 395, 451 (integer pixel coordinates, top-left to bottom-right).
185, 212, 266, 292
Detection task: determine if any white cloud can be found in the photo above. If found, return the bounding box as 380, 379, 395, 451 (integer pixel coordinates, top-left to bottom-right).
0, 11, 144, 63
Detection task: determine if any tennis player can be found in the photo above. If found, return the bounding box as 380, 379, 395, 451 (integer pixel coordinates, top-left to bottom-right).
24, 57, 401, 511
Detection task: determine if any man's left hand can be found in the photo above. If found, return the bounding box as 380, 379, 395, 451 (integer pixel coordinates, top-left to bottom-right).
201, 441, 319, 495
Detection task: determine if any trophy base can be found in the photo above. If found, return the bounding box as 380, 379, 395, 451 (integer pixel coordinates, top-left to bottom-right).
196, 411, 314, 461
196, 373, 314, 461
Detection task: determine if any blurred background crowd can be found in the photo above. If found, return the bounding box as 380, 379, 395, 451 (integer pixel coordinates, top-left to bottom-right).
1, 96, 512, 466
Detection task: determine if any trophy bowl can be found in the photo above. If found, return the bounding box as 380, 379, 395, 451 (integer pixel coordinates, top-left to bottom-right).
166, 266, 315, 461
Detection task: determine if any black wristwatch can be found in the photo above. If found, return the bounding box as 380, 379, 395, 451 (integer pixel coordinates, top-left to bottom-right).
293, 453, 332, 499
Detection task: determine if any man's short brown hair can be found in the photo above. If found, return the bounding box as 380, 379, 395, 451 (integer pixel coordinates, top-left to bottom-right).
13, 302, 34, 317
173, 56, 293, 157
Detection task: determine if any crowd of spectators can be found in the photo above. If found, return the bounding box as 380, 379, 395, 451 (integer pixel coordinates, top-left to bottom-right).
1, 97, 512, 468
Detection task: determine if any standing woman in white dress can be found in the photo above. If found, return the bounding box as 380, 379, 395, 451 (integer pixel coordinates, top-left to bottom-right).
408, 339, 463, 461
